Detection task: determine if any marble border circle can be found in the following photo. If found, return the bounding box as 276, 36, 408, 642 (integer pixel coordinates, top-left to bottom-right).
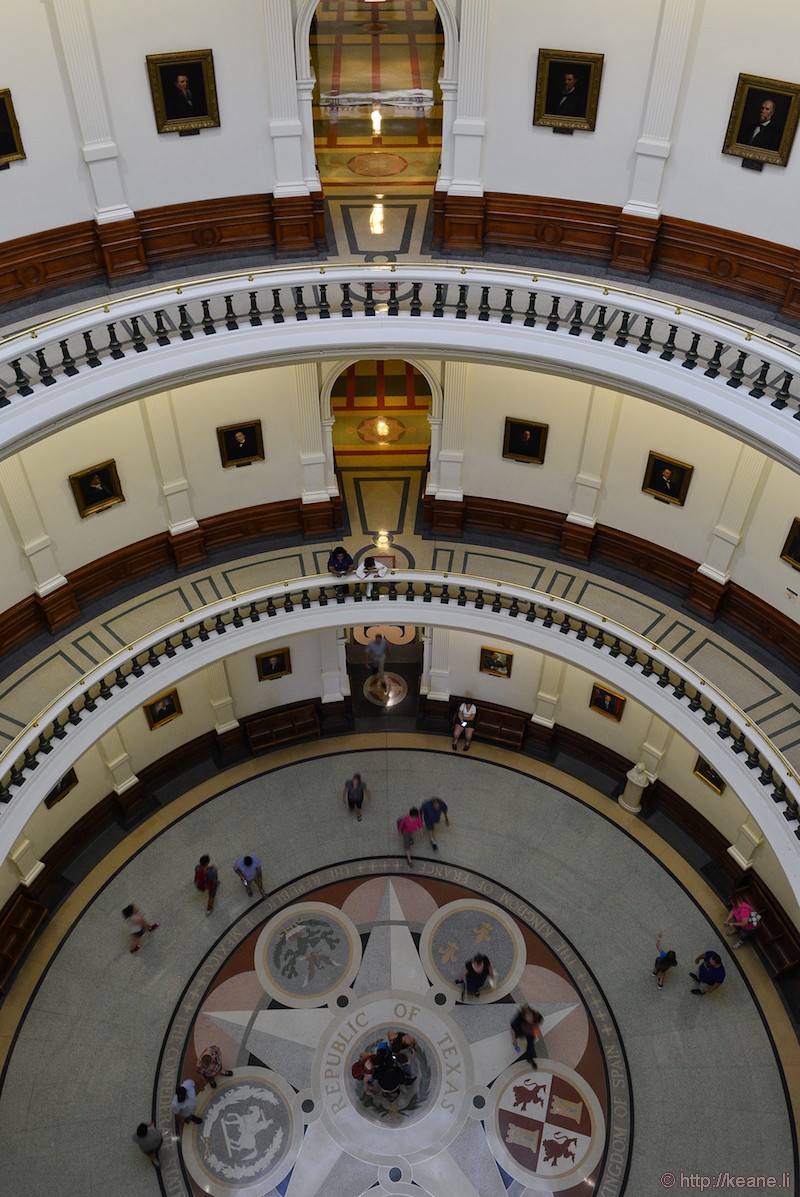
418, 897, 527, 1000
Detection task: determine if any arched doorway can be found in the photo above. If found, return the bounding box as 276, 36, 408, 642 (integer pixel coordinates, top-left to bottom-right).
309, 0, 444, 194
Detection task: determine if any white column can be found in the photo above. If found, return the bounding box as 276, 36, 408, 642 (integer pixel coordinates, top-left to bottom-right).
321, 417, 339, 497
99, 728, 138, 794
697, 447, 770, 584
296, 73, 322, 192
295, 362, 330, 503
206, 662, 238, 734
141, 393, 199, 535
9, 838, 45, 887
566, 387, 621, 528
320, 628, 348, 703
448, 0, 489, 195
0, 456, 68, 596
426, 415, 443, 495
262, 0, 309, 197
49, 0, 134, 223
728, 817, 765, 871
639, 716, 673, 779
619, 762, 654, 815
623, 0, 699, 220
437, 360, 468, 501
426, 627, 452, 701
437, 76, 458, 190
531, 657, 564, 727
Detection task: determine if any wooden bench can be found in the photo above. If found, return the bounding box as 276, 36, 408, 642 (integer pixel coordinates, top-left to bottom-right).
0, 891, 49, 994
245, 702, 321, 755
731, 883, 800, 977
449, 698, 528, 752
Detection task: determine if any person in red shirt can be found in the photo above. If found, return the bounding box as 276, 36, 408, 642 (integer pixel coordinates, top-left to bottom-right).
396, 807, 424, 867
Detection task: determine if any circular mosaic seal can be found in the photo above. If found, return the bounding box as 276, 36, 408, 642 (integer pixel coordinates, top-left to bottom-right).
254, 903, 361, 1007
182, 1069, 302, 1196
363, 671, 408, 708
347, 152, 408, 176
485, 1061, 605, 1191
419, 898, 527, 1000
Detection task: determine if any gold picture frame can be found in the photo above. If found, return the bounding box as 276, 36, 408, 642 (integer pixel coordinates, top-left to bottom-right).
0, 89, 25, 167
722, 73, 800, 167
641, 451, 694, 507
144, 689, 182, 729
479, 647, 512, 678
44, 767, 78, 810
217, 420, 265, 468
146, 49, 220, 135
694, 756, 726, 795
533, 49, 604, 132
502, 418, 549, 464
69, 460, 125, 518
257, 648, 292, 681
589, 683, 625, 722
780, 517, 800, 570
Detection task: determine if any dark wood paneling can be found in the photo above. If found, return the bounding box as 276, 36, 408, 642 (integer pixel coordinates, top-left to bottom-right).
460, 495, 564, 545
437, 194, 486, 252
94, 217, 148, 280
723, 583, 800, 670
1, 595, 48, 653
654, 216, 797, 308
483, 193, 618, 261
610, 213, 662, 275
137, 194, 276, 265
69, 535, 174, 606
591, 525, 697, 595
0, 221, 105, 306
272, 194, 317, 253
202, 499, 304, 550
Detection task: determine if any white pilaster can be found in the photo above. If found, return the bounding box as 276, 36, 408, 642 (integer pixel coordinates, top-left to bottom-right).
321, 417, 339, 497
567, 387, 621, 528
623, 0, 699, 219
295, 362, 330, 503
320, 628, 347, 703
437, 360, 468, 501
206, 662, 238, 734
0, 456, 68, 596
262, 0, 309, 196
639, 716, 673, 778
49, 0, 134, 222
727, 817, 765, 871
426, 415, 443, 495
448, 0, 489, 195
426, 627, 452, 701
698, 447, 770, 584
531, 657, 564, 726
99, 728, 138, 794
141, 393, 198, 535
9, 838, 45, 887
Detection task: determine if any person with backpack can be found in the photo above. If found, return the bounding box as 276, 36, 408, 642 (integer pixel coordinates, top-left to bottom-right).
194, 854, 219, 915
396, 807, 424, 867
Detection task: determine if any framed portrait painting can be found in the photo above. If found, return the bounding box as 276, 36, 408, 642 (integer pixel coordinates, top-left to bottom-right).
479, 646, 512, 678
146, 49, 220, 134
533, 49, 604, 132
257, 648, 292, 681
144, 689, 182, 730
694, 756, 726, 795
44, 767, 78, 810
589, 683, 625, 722
502, 418, 549, 464
641, 451, 694, 507
69, 460, 125, 517
722, 73, 800, 167
780, 518, 800, 570
217, 420, 265, 468
0, 89, 25, 167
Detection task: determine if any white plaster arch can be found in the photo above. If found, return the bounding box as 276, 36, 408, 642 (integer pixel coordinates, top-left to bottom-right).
319, 354, 443, 421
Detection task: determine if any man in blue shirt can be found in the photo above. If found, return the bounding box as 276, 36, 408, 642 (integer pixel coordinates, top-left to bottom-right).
420, 797, 449, 850
690, 950, 725, 995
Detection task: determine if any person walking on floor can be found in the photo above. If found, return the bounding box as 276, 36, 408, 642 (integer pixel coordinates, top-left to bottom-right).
365, 632, 390, 690
194, 854, 219, 915
197, 1044, 234, 1088
122, 903, 159, 953
234, 854, 265, 898
343, 772, 370, 821
396, 806, 425, 867
452, 700, 477, 750
133, 1121, 163, 1168
690, 950, 726, 995
420, 796, 449, 850
510, 1004, 543, 1066
456, 952, 496, 1000
652, 930, 677, 989
171, 1080, 203, 1126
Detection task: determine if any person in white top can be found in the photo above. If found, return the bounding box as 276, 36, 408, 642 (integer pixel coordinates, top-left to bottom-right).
452, 701, 477, 751
171, 1080, 202, 1125
355, 555, 388, 596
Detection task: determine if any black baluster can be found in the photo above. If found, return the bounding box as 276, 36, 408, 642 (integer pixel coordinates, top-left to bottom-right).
154, 310, 171, 345
98, 677, 112, 700
164, 638, 177, 658
106, 323, 124, 360
636, 316, 654, 354
440, 584, 451, 604
410, 283, 422, 316
576, 621, 588, 641
542, 608, 554, 628
491, 592, 502, 612
387, 282, 399, 315
501, 289, 514, 324
181, 630, 193, 649
34, 348, 56, 385
681, 332, 700, 369
423, 583, 433, 602
745, 745, 760, 770
524, 293, 537, 327
388, 580, 398, 600
271, 289, 285, 324
404, 582, 416, 601
592, 628, 605, 648
318, 587, 329, 607
363, 283, 375, 316
527, 604, 538, 623
725, 350, 747, 389
0, 383, 9, 408
641, 658, 654, 677
196, 301, 214, 336
657, 668, 671, 687
546, 296, 561, 331
231, 608, 244, 628
433, 283, 446, 317
40, 734, 53, 753
67, 703, 81, 725
130, 654, 145, 677
266, 598, 277, 616
248, 292, 263, 326
341, 283, 353, 317
672, 678, 686, 699
178, 305, 194, 340
659, 323, 678, 360
224, 295, 239, 329
214, 614, 226, 634
591, 305, 607, 342
703, 340, 723, 377
82, 331, 101, 366
283, 593, 294, 613
0, 783, 12, 803
115, 666, 129, 688
730, 730, 746, 754
509, 597, 520, 618
559, 615, 571, 634
687, 691, 702, 712
625, 645, 638, 665
301, 589, 311, 610
569, 300, 584, 337
771, 780, 787, 804
147, 648, 159, 667
249, 602, 261, 621
474, 589, 485, 609
457, 586, 468, 606
11, 359, 33, 394
749, 361, 770, 399
130, 315, 147, 352
758, 767, 773, 787
478, 286, 491, 321
198, 622, 210, 641
83, 692, 97, 712
774, 372, 793, 409
294, 287, 308, 321
613, 312, 631, 347
353, 583, 364, 603
455, 285, 468, 319
52, 717, 67, 740
318, 284, 331, 319
716, 718, 732, 739
703, 705, 717, 725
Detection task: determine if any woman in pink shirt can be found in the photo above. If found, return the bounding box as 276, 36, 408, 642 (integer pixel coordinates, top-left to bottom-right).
396, 807, 425, 867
